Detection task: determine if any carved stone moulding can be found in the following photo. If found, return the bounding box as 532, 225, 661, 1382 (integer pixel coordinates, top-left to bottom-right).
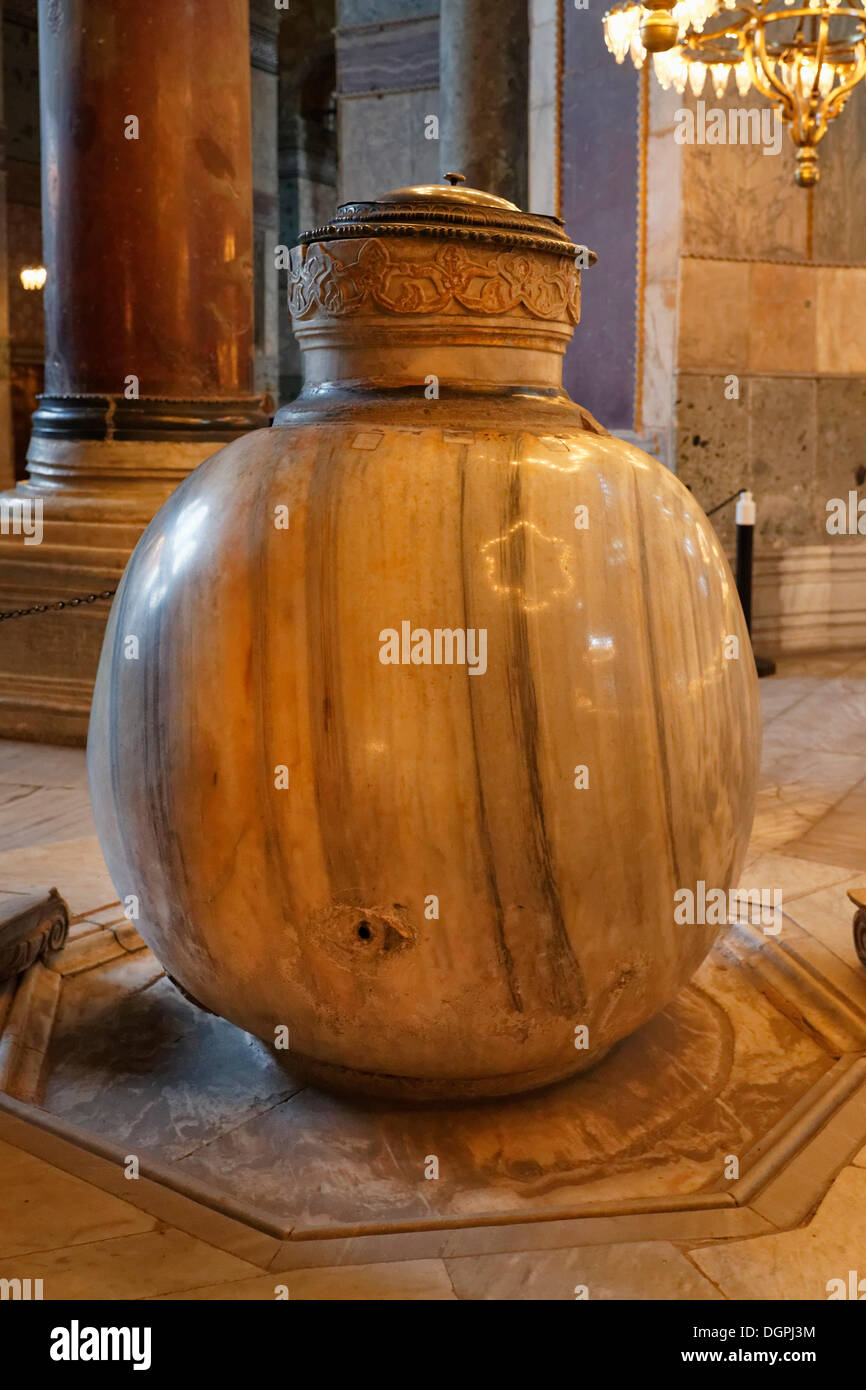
0, 889, 70, 984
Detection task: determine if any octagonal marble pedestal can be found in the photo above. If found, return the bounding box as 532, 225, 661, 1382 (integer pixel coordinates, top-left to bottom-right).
3, 898, 866, 1273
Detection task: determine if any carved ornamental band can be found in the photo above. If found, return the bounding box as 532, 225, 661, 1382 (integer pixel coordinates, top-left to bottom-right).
289, 239, 581, 324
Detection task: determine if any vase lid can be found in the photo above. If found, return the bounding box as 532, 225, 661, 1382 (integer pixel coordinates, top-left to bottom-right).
376, 173, 521, 211
298, 173, 595, 265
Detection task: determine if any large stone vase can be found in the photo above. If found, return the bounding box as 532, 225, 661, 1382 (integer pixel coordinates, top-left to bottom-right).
87, 179, 761, 1099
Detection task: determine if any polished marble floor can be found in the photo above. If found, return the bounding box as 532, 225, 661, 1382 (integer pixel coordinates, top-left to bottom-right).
2, 651, 866, 1298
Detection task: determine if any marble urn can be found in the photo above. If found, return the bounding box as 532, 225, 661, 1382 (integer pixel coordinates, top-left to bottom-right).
87, 178, 761, 1099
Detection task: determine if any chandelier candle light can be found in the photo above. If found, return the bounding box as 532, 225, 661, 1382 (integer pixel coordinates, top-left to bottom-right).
602, 0, 866, 184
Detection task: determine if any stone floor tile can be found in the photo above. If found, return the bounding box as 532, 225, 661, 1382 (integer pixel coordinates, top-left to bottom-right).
444, 1241, 722, 1300
0, 1226, 259, 1300
154, 1258, 457, 1300
752, 748, 866, 852
782, 877, 866, 977
691, 1166, 866, 1300
0, 740, 88, 790
0, 787, 95, 852
783, 779, 866, 873
0, 835, 115, 917
736, 851, 854, 905
758, 677, 820, 724
762, 674, 866, 757
0, 1138, 155, 1258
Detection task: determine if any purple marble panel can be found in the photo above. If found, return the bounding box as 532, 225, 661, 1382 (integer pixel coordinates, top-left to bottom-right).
562, 9, 639, 431
337, 16, 439, 96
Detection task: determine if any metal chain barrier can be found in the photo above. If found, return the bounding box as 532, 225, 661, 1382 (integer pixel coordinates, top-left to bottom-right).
0, 589, 117, 622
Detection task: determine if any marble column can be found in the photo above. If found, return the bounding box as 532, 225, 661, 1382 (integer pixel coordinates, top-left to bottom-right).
250, 0, 280, 409
439, 0, 529, 207
4, 0, 44, 488
0, 15, 14, 491
24, 0, 266, 515
0, 0, 266, 743
278, 0, 336, 404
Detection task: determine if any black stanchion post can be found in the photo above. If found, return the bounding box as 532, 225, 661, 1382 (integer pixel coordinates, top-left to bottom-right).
735, 489, 754, 631
735, 489, 775, 678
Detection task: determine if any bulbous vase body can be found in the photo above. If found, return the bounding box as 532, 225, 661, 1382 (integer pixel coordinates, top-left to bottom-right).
87, 182, 760, 1098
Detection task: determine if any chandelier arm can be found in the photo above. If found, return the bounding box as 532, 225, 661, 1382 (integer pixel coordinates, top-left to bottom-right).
746, 22, 793, 109
759, 7, 866, 19
822, 45, 866, 120
814, 12, 829, 78
803, 12, 832, 142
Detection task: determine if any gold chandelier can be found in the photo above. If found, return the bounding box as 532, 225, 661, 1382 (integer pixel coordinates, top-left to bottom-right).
602, 0, 866, 184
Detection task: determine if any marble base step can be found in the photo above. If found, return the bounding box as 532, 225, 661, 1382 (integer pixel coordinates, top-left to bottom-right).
2, 906, 866, 1265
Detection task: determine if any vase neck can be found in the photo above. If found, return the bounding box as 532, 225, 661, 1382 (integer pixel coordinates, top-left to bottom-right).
288, 234, 579, 396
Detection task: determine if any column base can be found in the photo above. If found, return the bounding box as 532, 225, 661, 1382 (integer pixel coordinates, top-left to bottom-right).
0, 421, 267, 744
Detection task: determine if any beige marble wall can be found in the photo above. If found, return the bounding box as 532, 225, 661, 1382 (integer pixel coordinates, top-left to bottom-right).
679, 260, 866, 380
528, 0, 556, 216
680, 91, 807, 262
667, 80, 866, 594
639, 82, 682, 469
338, 88, 440, 202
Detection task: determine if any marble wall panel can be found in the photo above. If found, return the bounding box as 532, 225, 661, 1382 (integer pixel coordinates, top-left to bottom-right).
678, 372, 824, 550
532, 0, 556, 23
528, 0, 558, 217
646, 84, 682, 284
561, 12, 639, 430
817, 268, 866, 375
656, 40, 866, 647
748, 262, 817, 376
749, 375, 819, 548
641, 278, 678, 464
529, 11, 556, 111
335, 3, 439, 206
679, 91, 807, 262
337, 15, 439, 95
676, 371, 751, 553
812, 86, 866, 264
640, 83, 683, 466
678, 371, 825, 551
338, 0, 436, 23
815, 377, 866, 530
338, 89, 440, 202
678, 258, 748, 372
529, 100, 556, 214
